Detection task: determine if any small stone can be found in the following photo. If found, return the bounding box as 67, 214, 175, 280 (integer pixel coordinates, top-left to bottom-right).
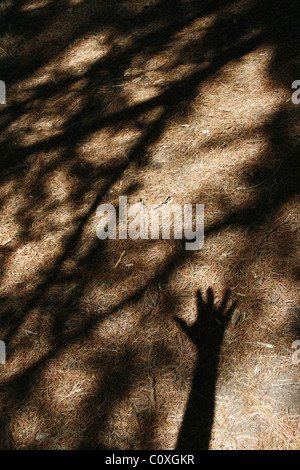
231, 309, 241, 325
35, 431, 48, 442
291, 223, 298, 232
270, 293, 280, 304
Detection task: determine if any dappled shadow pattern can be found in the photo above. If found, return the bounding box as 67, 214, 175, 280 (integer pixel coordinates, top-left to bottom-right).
0, 0, 299, 449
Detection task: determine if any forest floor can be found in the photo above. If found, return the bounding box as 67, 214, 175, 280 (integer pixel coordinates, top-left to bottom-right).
0, 0, 299, 449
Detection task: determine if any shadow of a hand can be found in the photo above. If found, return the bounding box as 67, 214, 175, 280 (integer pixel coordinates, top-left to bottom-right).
174, 287, 237, 348
174, 287, 237, 450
